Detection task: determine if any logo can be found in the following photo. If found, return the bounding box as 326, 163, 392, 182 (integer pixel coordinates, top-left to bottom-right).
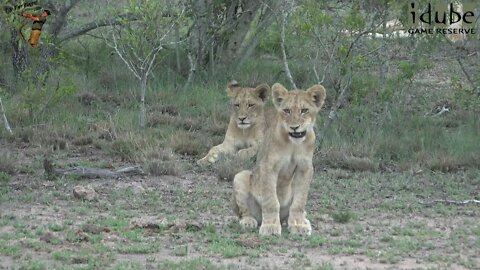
407, 2, 477, 38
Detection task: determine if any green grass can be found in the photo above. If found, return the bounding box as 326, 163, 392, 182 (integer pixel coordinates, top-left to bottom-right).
208, 237, 245, 258
0, 14, 479, 270
158, 258, 221, 270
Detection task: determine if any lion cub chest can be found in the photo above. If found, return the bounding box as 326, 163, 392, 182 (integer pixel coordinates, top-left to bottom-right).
234, 138, 256, 151
274, 150, 311, 184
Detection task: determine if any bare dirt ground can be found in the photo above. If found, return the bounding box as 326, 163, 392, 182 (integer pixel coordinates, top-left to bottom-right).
0, 141, 479, 269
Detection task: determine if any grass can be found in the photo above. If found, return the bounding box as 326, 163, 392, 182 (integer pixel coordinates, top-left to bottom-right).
170, 130, 204, 156
211, 155, 255, 182
143, 149, 186, 176
158, 258, 221, 270
0, 150, 16, 175
0, 166, 478, 268
0, 14, 479, 270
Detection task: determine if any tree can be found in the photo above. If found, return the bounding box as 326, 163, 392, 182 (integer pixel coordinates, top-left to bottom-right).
186, 0, 275, 74
103, 0, 183, 130
0, 0, 143, 80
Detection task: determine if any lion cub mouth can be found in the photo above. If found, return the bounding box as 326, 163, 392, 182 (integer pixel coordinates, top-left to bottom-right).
288, 131, 306, 138
237, 123, 251, 129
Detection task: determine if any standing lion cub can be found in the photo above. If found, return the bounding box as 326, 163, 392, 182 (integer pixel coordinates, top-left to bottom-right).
232, 83, 326, 236
197, 81, 270, 166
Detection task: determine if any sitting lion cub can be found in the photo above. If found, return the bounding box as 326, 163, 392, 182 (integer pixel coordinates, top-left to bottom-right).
232, 83, 326, 236
197, 81, 271, 166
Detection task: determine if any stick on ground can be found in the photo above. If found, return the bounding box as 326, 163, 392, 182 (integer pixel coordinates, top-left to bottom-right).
420, 199, 480, 206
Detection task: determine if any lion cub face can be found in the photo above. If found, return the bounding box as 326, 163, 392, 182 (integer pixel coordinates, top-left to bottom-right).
227, 81, 270, 130
272, 83, 326, 144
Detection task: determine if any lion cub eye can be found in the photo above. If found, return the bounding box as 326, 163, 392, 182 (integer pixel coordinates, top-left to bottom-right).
234, 103, 240, 108
301, 108, 309, 114
283, 109, 291, 115
248, 103, 255, 108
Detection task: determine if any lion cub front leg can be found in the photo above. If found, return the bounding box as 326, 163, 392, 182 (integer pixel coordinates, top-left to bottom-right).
256, 170, 281, 236
287, 165, 313, 236
233, 170, 260, 228
197, 142, 234, 166
236, 144, 258, 160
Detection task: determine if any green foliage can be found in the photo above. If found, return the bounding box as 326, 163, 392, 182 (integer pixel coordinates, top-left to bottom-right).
345, 2, 366, 31
452, 76, 480, 110
0, 172, 10, 184
13, 69, 78, 124
331, 211, 355, 224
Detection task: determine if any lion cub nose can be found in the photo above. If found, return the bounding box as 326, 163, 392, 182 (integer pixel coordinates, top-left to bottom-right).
290, 125, 300, 131
239, 116, 247, 122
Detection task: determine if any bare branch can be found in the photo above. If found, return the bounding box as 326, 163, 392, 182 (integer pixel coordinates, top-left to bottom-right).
0, 96, 13, 135
58, 13, 139, 43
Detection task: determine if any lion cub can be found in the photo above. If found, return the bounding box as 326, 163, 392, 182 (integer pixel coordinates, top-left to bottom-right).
232, 83, 326, 236
197, 81, 271, 166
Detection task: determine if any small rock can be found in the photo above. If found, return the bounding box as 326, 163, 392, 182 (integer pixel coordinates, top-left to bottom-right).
71, 256, 88, 264
130, 182, 145, 194
81, 224, 110, 234
130, 217, 165, 230
236, 237, 261, 249
40, 232, 55, 243
73, 185, 98, 201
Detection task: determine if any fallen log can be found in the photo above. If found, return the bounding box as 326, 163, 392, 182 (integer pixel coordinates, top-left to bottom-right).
44, 158, 144, 179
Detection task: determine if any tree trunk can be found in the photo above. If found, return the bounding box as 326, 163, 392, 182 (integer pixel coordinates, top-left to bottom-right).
235, 5, 275, 70
10, 28, 28, 80
0, 96, 13, 135
280, 0, 297, 89
37, 0, 81, 77
189, 0, 210, 68
140, 75, 147, 130
216, 0, 263, 64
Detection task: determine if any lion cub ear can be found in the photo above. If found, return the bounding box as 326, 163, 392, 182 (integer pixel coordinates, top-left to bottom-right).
306, 84, 326, 109
272, 83, 288, 108
226, 80, 240, 98
254, 84, 270, 102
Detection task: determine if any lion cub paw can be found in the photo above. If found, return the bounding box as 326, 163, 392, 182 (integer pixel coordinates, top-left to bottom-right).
239, 217, 258, 229
259, 223, 281, 236
237, 148, 254, 159
196, 158, 210, 167
288, 219, 312, 236
196, 153, 218, 166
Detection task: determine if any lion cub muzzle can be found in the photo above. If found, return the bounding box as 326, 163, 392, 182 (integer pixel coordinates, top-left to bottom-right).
237, 116, 251, 129
288, 125, 306, 139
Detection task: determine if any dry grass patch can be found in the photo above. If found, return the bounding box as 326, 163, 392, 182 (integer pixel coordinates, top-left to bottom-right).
170, 131, 204, 156
108, 138, 141, 162
151, 104, 179, 116
0, 150, 16, 175
76, 91, 97, 106
212, 155, 255, 182
143, 148, 185, 176
73, 136, 94, 146
425, 153, 480, 173
148, 114, 175, 127
179, 117, 203, 131
317, 150, 378, 172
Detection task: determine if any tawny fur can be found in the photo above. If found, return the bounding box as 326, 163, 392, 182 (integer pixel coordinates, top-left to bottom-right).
232, 83, 326, 236
197, 81, 270, 166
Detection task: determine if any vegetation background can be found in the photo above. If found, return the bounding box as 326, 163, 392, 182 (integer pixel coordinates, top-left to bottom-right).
0, 0, 479, 269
